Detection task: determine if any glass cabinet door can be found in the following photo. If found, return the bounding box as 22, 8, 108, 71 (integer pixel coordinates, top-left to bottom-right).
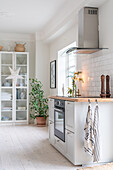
16, 54, 27, 87
15, 53, 28, 121
1, 53, 13, 88
1, 53, 13, 121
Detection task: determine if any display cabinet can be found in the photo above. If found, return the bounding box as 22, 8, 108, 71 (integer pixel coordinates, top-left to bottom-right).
0, 52, 29, 125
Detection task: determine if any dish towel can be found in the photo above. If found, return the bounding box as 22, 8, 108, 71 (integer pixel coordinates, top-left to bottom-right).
84, 104, 95, 156
93, 104, 100, 162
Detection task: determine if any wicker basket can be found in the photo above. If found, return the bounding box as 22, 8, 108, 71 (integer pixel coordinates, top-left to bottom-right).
15, 44, 25, 52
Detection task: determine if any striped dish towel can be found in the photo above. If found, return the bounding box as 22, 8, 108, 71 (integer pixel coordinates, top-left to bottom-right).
93, 104, 100, 162
84, 104, 95, 156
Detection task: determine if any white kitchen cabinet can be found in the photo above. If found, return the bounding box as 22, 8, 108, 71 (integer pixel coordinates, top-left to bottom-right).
65, 129, 75, 163
65, 101, 75, 132
0, 52, 29, 125
48, 98, 54, 122
49, 98, 113, 165
49, 120, 55, 145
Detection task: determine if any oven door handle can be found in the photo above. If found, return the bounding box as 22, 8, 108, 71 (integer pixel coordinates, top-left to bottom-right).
54, 108, 64, 112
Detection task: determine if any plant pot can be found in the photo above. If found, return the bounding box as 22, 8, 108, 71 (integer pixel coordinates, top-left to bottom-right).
36, 117, 46, 127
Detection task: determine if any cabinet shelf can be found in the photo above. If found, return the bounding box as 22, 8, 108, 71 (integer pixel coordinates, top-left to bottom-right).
16, 110, 27, 112
16, 65, 27, 67
1, 75, 10, 77
1, 87, 12, 89
1, 110, 12, 112
1, 120, 12, 122
1, 64, 12, 66
1, 100, 12, 101
16, 86, 27, 89
16, 99, 27, 101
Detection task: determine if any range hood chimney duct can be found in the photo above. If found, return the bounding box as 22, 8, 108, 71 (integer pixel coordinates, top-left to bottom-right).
66, 7, 107, 54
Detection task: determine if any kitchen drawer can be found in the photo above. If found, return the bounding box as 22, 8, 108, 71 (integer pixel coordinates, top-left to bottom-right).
65, 129, 75, 163
49, 121, 55, 145
55, 136, 66, 155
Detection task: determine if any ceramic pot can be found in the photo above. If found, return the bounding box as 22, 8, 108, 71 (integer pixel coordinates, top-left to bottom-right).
36, 117, 46, 127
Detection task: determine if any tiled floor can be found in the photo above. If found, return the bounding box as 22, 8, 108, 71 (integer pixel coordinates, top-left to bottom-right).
0, 125, 81, 170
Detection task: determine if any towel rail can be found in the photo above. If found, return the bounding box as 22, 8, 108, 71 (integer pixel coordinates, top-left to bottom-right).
88, 99, 99, 104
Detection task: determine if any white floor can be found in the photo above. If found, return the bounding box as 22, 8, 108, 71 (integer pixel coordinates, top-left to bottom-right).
0, 125, 81, 170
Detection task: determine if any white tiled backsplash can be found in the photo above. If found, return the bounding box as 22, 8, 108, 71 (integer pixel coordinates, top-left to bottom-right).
77, 50, 113, 97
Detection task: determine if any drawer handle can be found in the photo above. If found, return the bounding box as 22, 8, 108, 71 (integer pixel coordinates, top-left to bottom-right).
57, 139, 60, 142
50, 122, 53, 124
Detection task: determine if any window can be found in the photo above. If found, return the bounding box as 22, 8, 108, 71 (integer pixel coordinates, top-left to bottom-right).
58, 42, 77, 96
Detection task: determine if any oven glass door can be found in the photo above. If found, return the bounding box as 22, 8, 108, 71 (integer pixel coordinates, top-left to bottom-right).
54, 108, 65, 142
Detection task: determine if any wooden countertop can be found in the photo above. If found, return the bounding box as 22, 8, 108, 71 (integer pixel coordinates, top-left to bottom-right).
48, 96, 113, 102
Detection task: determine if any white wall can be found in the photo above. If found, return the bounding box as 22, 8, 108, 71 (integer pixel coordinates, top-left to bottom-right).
49, 0, 113, 97
76, 0, 113, 97
49, 25, 78, 96
99, 0, 113, 53
35, 34, 49, 97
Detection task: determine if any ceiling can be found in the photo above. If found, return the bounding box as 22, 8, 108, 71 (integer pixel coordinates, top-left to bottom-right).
0, 0, 68, 33
0, 0, 107, 35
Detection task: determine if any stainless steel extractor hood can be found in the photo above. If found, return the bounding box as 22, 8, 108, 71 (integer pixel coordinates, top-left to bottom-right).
66, 7, 108, 54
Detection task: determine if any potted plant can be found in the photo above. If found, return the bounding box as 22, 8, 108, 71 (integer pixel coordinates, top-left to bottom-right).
29, 78, 49, 126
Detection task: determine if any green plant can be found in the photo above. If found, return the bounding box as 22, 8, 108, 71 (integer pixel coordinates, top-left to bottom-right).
67, 87, 72, 97
29, 78, 49, 119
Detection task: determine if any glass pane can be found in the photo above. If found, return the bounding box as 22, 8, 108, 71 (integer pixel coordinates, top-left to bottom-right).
1, 89, 13, 101
1, 75, 12, 87
55, 111, 64, 133
1, 53, 12, 65
1, 111, 12, 121
1, 97, 12, 121
1, 65, 12, 76
16, 76, 27, 87
16, 111, 27, 120
16, 100, 27, 111
16, 66, 27, 75
16, 54, 27, 87
16, 54, 27, 65
1, 101, 12, 111
16, 91, 27, 121
16, 88, 27, 100
16, 66, 27, 87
